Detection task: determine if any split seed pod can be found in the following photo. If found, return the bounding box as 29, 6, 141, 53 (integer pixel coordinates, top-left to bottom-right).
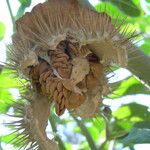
7, 0, 138, 149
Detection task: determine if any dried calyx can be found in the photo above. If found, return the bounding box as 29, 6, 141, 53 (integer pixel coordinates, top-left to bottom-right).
7, 0, 137, 149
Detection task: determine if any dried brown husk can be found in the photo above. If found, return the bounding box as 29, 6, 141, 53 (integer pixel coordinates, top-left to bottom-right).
7, 93, 58, 150
9, 0, 136, 71
6, 0, 138, 149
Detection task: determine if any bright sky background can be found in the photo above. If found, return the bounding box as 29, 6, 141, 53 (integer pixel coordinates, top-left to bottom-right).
0, 0, 150, 150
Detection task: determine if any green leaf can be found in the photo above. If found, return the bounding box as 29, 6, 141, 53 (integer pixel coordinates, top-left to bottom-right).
1, 133, 24, 149
110, 77, 150, 98
86, 125, 100, 141
79, 142, 90, 150
110, 103, 150, 139
19, 0, 31, 7
114, 103, 150, 122
0, 22, 6, 40
119, 121, 150, 146
101, 0, 141, 17
0, 89, 13, 113
1, 133, 17, 143
0, 69, 21, 88
140, 39, 150, 55
96, 2, 125, 18
92, 117, 105, 133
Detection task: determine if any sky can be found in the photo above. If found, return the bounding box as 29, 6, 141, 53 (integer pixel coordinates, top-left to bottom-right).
0, 0, 150, 150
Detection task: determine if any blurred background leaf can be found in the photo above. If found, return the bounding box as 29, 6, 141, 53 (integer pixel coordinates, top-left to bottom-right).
0, 0, 150, 149
140, 38, 150, 55
110, 77, 150, 98
0, 22, 6, 41
15, 0, 31, 20
100, 0, 142, 17
18, 0, 31, 7
119, 121, 150, 146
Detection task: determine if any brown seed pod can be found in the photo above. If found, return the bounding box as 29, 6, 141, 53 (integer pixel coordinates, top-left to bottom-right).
6, 0, 139, 149
6, 93, 58, 150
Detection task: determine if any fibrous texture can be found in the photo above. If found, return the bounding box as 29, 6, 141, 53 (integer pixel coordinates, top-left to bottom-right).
7, 0, 137, 149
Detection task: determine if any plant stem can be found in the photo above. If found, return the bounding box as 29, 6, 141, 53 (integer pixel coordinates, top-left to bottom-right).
98, 113, 112, 150
6, 0, 16, 31
73, 116, 98, 150
49, 116, 66, 150
128, 46, 150, 88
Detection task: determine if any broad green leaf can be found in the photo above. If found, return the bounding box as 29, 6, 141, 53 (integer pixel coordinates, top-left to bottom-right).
114, 103, 150, 122
101, 0, 141, 17
140, 39, 150, 55
0, 22, 6, 40
110, 116, 134, 138
110, 77, 150, 98
110, 103, 150, 139
95, 2, 140, 35
137, 16, 150, 32
119, 121, 150, 146
0, 69, 21, 88
92, 117, 105, 133
86, 125, 100, 141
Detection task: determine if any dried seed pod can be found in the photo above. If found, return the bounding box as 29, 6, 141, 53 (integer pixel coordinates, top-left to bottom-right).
73, 92, 103, 118
66, 92, 86, 109
6, 0, 139, 149
6, 93, 58, 150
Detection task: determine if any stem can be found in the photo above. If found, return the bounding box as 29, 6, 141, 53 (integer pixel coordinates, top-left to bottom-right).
99, 114, 112, 150
6, 0, 16, 31
49, 116, 66, 150
73, 116, 98, 150
127, 46, 150, 87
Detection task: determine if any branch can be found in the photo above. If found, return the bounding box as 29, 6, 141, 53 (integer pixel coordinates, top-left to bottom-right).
73, 116, 98, 150
6, 0, 16, 31
49, 116, 66, 150
128, 46, 150, 87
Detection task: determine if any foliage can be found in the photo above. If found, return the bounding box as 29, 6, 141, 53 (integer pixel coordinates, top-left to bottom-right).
119, 121, 150, 146
0, 0, 150, 150
16, 0, 31, 20
0, 22, 6, 41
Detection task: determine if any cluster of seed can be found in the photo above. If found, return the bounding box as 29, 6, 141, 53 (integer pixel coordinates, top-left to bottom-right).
29, 58, 86, 115
49, 41, 72, 79
40, 70, 67, 115
29, 40, 103, 116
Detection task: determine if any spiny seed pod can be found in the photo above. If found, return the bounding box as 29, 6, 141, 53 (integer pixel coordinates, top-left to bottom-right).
6, 94, 58, 150
6, 0, 138, 149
